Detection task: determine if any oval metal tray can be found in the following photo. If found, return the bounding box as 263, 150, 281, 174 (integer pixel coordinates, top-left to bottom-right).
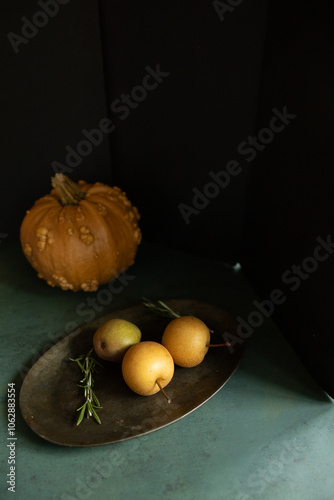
20, 299, 244, 447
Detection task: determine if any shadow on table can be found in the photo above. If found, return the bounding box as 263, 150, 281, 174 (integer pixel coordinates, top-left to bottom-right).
237, 327, 332, 404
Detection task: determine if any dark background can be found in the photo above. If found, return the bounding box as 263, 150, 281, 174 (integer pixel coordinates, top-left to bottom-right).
241, 1, 334, 396
1, 0, 333, 395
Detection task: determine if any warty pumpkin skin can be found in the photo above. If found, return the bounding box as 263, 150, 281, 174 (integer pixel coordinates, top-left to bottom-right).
20, 174, 141, 292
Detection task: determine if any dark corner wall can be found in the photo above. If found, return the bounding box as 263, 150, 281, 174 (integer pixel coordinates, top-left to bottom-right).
241, 0, 334, 396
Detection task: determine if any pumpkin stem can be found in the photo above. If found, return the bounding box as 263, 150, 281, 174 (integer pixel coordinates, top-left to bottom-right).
51, 174, 86, 205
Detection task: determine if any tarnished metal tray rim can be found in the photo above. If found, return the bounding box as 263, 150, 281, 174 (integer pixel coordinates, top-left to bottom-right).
20, 299, 244, 447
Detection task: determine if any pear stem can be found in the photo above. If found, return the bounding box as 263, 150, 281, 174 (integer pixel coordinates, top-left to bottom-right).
207, 343, 231, 347
156, 379, 171, 403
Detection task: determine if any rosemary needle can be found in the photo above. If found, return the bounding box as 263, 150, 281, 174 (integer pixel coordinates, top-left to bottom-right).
142, 297, 214, 333
142, 297, 182, 319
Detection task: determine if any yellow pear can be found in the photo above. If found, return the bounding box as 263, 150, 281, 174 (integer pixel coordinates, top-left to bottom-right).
122, 341, 174, 401
161, 316, 211, 368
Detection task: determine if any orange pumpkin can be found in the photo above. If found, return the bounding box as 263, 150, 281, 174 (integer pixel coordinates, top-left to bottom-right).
20, 174, 141, 291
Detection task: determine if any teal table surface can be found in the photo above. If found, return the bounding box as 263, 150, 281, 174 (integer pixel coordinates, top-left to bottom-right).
1, 240, 333, 500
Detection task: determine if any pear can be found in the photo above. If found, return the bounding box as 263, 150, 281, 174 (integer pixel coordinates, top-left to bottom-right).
162, 315, 229, 368
122, 341, 174, 402
93, 318, 141, 362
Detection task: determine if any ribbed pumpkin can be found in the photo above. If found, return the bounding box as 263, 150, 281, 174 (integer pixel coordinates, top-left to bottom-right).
20, 174, 141, 291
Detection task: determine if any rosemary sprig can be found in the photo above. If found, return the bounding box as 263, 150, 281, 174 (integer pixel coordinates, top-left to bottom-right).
142, 297, 214, 333
70, 348, 103, 426
142, 297, 182, 319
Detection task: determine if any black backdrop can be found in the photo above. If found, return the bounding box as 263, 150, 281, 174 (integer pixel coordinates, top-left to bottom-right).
1, 0, 112, 237
1, 0, 268, 263
241, 1, 334, 396
97, 0, 268, 262
1, 0, 334, 396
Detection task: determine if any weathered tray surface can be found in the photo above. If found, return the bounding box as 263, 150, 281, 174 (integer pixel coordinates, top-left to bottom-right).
20, 299, 244, 447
